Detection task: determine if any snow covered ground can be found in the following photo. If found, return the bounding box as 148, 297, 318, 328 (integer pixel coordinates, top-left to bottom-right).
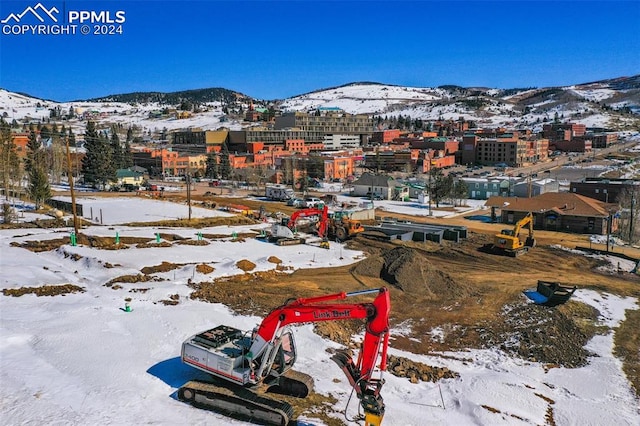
1, 197, 639, 425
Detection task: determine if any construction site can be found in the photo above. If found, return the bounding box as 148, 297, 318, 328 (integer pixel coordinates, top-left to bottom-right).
2, 187, 640, 426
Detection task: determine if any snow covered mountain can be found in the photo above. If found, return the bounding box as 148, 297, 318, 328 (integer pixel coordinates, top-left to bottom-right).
277, 76, 640, 131
1, 75, 638, 134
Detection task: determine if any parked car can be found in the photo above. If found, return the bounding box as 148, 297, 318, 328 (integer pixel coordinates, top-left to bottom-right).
302, 197, 322, 208
287, 197, 303, 207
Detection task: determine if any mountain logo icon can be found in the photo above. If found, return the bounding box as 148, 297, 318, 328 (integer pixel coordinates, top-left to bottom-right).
1, 3, 59, 24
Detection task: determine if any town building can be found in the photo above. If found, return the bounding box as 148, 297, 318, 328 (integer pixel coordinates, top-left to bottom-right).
274, 110, 374, 144
460, 177, 511, 199
461, 131, 548, 167
512, 178, 559, 198
569, 178, 639, 203
485, 192, 618, 235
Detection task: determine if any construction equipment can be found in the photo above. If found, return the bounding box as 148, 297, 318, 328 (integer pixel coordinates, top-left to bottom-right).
269, 206, 328, 246
327, 210, 365, 242
524, 280, 577, 307
491, 212, 536, 257
179, 287, 391, 426
268, 206, 363, 248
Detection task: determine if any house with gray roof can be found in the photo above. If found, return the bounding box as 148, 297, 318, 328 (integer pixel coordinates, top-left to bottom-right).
351, 173, 398, 200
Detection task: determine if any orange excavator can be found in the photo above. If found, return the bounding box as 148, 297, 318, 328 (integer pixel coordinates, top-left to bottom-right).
179, 287, 391, 425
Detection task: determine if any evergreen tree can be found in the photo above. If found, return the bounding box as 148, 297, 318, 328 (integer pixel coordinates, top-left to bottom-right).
24, 129, 40, 174
110, 127, 123, 169
40, 124, 52, 143
2, 202, 16, 224
205, 153, 219, 179
29, 165, 50, 209
81, 121, 115, 189
68, 128, 76, 147
122, 139, 133, 168
219, 143, 231, 180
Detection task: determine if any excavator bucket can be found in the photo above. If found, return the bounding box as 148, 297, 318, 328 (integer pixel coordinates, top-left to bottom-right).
364, 411, 384, 426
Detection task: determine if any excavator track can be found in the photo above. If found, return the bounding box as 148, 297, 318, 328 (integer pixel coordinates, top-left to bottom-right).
268, 369, 314, 398
178, 379, 294, 426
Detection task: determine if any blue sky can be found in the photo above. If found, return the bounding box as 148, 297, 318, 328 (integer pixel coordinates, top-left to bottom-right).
0, 0, 638, 101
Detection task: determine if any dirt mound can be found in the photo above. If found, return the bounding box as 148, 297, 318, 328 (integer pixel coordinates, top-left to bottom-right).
387, 355, 459, 383
236, 259, 256, 272
480, 301, 596, 368
195, 264, 215, 274
354, 246, 470, 300
2, 284, 85, 297
267, 256, 282, 264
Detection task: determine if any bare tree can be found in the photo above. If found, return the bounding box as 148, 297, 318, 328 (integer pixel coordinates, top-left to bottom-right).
616, 186, 640, 244
0, 118, 21, 201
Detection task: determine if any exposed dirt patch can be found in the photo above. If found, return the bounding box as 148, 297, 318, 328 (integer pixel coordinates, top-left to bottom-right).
477, 301, 595, 368
125, 215, 257, 228
136, 241, 173, 248
159, 294, 180, 305
195, 264, 215, 274
387, 355, 459, 383
141, 262, 183, 274
175, 239, 210, 246
2, 284, 85, 297
104, 274, 164, 287
267, 256, 282, 264
236, 259, 256, 272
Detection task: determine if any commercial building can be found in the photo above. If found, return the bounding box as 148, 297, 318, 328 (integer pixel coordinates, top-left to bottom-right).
275, 111, 374, 144
485, 192, 618, 235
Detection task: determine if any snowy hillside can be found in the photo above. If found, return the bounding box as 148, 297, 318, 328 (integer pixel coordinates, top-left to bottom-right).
0, 89, 244, 136
277, 77, 639, 131
2, 74, 638, 135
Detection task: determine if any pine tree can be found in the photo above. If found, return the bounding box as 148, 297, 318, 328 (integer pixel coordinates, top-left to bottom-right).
219, 143, 231, 180
81, 122, 115, 189
24, 129, 40, 174
205, 153, 219, 179
122, 139, 133, 168
110, 127, 123, 169
29, 165, 50, 209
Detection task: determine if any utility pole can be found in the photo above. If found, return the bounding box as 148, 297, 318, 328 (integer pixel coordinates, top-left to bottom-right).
65, 136, 79, 235
630, 192, 635, 244
186, 171, 192, 221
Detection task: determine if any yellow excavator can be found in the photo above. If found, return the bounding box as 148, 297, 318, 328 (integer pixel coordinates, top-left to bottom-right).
492, 212, 536, 257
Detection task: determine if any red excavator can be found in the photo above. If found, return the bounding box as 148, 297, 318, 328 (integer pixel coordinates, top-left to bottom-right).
269, 206, 329, 247
179, 287, 391, 426
270, 206, 363, 249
